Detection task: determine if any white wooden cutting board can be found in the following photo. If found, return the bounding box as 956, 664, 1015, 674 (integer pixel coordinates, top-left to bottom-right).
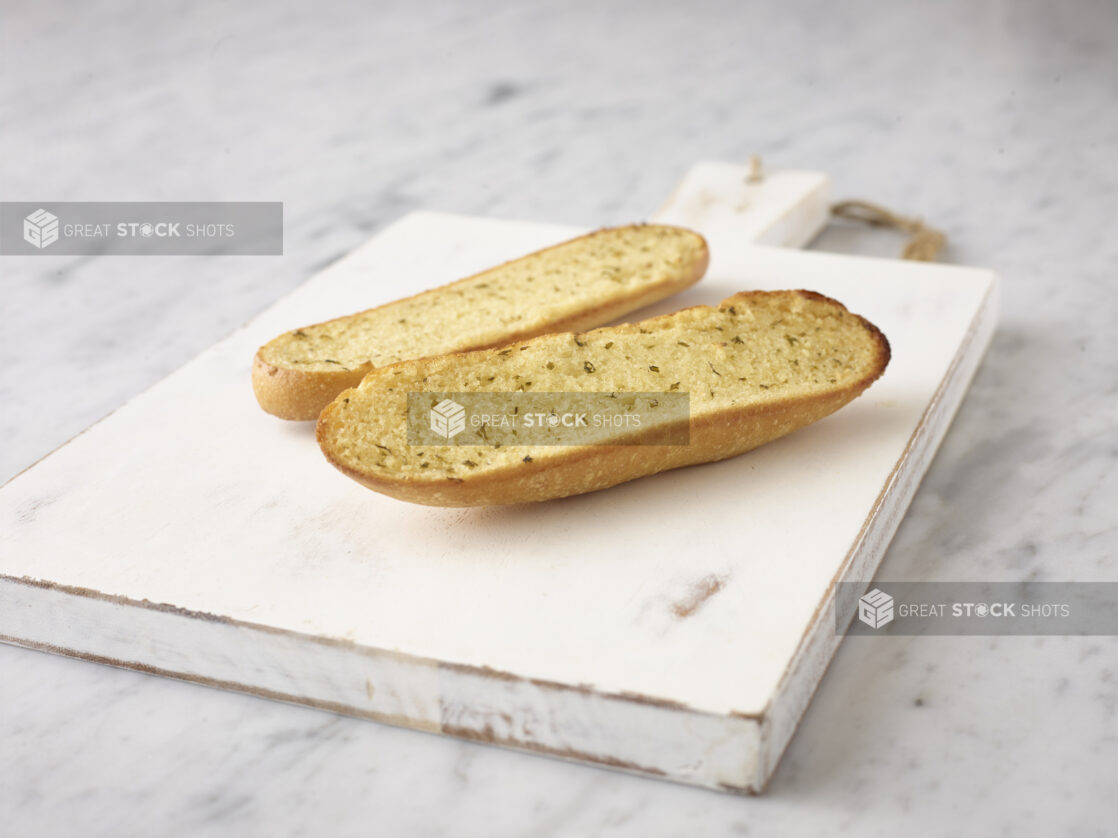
0, 163, 998, 793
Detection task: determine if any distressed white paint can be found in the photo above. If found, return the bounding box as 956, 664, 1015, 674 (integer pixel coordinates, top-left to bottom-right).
654, 161, 831, 249
0, 164, 997, 792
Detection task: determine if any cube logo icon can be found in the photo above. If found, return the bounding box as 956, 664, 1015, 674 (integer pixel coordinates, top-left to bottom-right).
858, 588, 894, 629
23, 208, 60, 249
430, 399, 466, 439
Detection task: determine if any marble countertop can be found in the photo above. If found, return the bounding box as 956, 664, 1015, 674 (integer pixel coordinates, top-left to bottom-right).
2, 0, 1116, 834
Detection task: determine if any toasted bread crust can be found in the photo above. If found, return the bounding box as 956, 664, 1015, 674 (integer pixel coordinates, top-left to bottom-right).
252, 354, 372, 421
254, 225, 709, 421
317, 290, 890, 506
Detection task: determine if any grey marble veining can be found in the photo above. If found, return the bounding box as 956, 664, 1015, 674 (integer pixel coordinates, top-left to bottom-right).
1, 0, 1116, 835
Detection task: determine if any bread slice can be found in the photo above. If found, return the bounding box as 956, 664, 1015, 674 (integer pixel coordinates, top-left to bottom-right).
317, 290, 890, 507
254, 225, 709, 419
